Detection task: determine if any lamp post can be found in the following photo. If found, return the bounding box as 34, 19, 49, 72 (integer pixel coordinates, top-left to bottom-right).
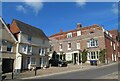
78, 50, 82, 69
80, 53, 83, 69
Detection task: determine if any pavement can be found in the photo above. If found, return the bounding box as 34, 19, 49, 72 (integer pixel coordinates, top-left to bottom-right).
2, 62, 118, 80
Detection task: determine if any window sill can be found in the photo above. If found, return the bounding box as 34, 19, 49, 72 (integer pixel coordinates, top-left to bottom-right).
87, 46, 99, 49
68, 48, 71, 50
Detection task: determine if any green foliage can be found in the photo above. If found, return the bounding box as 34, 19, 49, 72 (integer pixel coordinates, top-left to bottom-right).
81, 49, 88, 63
67, 61, 73, 63
99, 49, 106, 63
82, 49, 88, 63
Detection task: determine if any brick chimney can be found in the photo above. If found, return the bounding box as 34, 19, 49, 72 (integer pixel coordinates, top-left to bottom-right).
77, 23, 82, 29
92, 24, 99, 27
60, 29, 63, 33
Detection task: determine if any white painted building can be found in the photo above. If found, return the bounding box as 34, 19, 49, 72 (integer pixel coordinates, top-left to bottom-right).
10, 19, 50, 73
0, 17, 18, 80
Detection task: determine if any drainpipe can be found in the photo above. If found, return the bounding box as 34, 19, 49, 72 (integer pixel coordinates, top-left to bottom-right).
15, 31, 22, 74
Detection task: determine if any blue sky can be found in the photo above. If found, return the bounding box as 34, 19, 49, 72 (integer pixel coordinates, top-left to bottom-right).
2, 2, 118, 36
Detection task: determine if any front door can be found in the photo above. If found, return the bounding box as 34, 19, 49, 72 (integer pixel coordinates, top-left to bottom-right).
2, 58, 14, 73
73, 53, 77, 64
27, 57, 30, 69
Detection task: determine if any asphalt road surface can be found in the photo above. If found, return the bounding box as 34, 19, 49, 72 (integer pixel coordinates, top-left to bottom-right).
38, 63, 118, 79
3, 63, 118, 81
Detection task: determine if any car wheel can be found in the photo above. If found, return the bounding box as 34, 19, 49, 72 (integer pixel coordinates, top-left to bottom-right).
58, 64, 62, 67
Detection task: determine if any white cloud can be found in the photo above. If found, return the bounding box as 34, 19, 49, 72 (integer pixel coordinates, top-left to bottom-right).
112, 3, 118, 14
16, 5, 26, 13
16, 0, 43, 15
76, 0, 86, 7
24, 0, 43, 15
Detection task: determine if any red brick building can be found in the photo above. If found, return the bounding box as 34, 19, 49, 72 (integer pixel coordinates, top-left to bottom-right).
108, 29, 120, 62
49, 23, 120, 64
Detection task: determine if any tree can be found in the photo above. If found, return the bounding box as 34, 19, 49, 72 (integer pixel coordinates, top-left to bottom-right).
52, 51, 57, 59
78, 49, 88, 63
81, 49, 88, 63
99, 49, 106, 63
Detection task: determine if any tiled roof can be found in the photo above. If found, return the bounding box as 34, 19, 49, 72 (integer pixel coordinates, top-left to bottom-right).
49, 24, 102, 37
14, 19, 48, 40
108, 29, 119, 35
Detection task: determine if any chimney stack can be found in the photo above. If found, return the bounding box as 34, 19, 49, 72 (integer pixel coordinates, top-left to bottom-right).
77, 23, 82, 29
60, 29, 63, 33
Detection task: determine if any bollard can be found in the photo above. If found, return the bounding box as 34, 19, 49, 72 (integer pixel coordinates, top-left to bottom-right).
12, 70, 14, 79
35, 67, 37, 76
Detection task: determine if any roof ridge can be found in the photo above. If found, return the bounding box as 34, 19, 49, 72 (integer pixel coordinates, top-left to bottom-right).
49, 24, 101, 37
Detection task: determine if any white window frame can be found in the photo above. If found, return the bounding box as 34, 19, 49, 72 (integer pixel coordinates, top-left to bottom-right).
27, 45, 32, 53
68, 42, 71, 50
89, 51, 99, 60
40, 48, 45, 56
23, 45, 32, 54
89, 39, 98, 48
96, 51, 99, 59
67, 32, 72, 38
87, 52, 90, 60
77, 31, 81, 36
23, 45, 27, 52
59, 43, 62, 51
77, 42, 80, 49
7, 44, 13, 52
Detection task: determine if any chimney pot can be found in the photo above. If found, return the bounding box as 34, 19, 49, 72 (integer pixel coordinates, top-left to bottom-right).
77, 23, 82, 29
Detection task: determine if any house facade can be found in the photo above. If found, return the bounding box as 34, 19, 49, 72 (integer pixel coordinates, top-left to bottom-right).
109, 29, 120, 61
49, 23, 120, 64
0, 17, 17, 74
10, 19, 50, 73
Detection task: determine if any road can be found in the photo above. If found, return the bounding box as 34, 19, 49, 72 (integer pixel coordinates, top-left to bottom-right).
37, 63, 118, 79
3, 63, 118, 81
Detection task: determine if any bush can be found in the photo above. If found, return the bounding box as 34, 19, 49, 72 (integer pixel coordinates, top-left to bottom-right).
99, 49, 106, 63
67, 61, 73, 63
81, 49, 88, 63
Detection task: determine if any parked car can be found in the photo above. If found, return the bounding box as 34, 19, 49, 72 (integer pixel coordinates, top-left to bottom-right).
49, 59, 67, 67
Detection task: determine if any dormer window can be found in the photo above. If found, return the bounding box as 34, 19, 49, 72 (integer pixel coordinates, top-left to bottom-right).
28, 36, 32, 41
67, 32, 72, 38
77, 31, 81, 36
